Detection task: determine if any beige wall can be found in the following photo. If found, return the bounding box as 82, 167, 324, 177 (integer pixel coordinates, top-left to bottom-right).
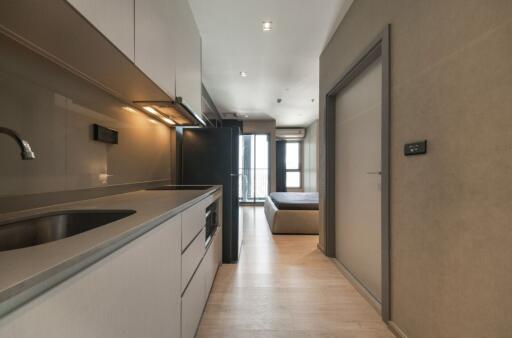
0, 34, 171, 209
303, 120, 319, 192
319, 1, 512, 337
242, 120, 277, 193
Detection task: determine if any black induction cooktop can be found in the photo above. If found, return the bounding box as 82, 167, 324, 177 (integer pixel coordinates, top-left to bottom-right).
147, 185, 214, 191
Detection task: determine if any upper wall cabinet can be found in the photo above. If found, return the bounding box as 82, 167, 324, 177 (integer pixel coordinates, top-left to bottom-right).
173, 0, 202, 115
135, 0, 176, 98
0, 0, 202, 115
0, 1, 169, 103
66, 0, 135, 61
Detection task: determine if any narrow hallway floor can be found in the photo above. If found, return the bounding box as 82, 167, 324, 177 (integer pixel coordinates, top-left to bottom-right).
196, 207, 394, 338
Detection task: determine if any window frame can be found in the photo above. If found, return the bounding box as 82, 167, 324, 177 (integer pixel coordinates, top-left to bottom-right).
285, 140, 303, 189
239, 133, 271, 204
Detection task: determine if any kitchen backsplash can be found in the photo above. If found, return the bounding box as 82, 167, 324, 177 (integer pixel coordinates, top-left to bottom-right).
0, 34, 171, 206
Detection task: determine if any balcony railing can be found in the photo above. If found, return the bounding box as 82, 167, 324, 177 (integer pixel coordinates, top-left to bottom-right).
239, 168, 269, 203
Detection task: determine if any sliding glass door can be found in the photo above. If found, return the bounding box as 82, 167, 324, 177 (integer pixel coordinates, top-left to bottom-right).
239, 134, 270, 203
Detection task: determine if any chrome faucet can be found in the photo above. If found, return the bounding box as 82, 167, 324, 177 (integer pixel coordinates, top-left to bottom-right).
0, 127, 36, 160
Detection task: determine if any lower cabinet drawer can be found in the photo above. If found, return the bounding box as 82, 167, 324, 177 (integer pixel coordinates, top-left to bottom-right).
182, 195, 213, 249
182, 228, 205, 293
204, 227, 221, 293
181, 258, 206, 338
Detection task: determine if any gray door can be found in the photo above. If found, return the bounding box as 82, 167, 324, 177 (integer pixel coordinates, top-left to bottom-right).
334, 58, 382, 302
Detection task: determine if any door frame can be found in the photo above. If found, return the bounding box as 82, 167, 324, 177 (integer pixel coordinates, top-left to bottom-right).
239, 133, 271, 205
324, 25, 390, 321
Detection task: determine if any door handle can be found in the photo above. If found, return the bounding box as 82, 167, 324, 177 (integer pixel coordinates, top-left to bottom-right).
230, 173, 242, 177
366, 171, 382, 175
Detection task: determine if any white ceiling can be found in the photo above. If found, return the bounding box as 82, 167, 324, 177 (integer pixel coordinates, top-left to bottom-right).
189, 0, 352, 127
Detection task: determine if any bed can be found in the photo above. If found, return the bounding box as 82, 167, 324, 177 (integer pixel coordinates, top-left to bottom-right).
264, 192, 319, 234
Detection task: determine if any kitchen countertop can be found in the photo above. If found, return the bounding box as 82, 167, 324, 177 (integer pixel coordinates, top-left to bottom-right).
0, 185, 221, 317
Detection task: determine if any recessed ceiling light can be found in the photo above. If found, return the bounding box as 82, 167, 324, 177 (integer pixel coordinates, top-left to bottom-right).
262, 21, 272, 31
240, 71, 248, 77
142, 106, 159, 115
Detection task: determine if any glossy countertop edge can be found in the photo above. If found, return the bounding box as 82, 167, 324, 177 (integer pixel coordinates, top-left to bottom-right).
0, 185, 221, 317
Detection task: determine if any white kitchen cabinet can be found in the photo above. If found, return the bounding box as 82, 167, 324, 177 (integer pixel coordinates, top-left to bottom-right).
182, 196, 212, 248
66, 0, 201, 105
181, 198, 222, 338
173, 0, 202, 114
182, 228, 206, 292
181, 257, 207, 338
135, 0, 176, 97
181, 227, 222, 338
204, 226, 222, 295
66, 0, 135, 61
0, 215, 182, 338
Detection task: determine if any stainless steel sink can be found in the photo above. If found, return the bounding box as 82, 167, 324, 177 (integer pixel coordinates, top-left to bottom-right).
0, 210, 136, 252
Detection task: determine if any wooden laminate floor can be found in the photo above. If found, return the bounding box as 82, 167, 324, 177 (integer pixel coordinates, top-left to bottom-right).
197, 207, 394, 338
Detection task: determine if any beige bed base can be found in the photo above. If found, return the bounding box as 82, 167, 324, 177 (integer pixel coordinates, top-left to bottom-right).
263, 196, 319, 234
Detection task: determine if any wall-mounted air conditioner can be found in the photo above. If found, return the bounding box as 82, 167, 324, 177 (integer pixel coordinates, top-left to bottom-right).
276, 128, 306, 140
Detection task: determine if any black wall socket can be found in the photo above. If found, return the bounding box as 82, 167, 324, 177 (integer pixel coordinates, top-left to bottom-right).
404, 140, 427, 156
92, 124, 118, 144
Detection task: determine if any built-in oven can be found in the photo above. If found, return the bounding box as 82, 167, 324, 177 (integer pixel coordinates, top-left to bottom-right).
205, 201, 218, 247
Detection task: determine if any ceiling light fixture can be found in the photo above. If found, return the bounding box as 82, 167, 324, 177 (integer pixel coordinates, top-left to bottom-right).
162, 117, 175, 125
142, 105, 176, 127
142, 106, 159, 115
240, 71, 248, 77
262, 21, 272, 31
123, 106, 137, 113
